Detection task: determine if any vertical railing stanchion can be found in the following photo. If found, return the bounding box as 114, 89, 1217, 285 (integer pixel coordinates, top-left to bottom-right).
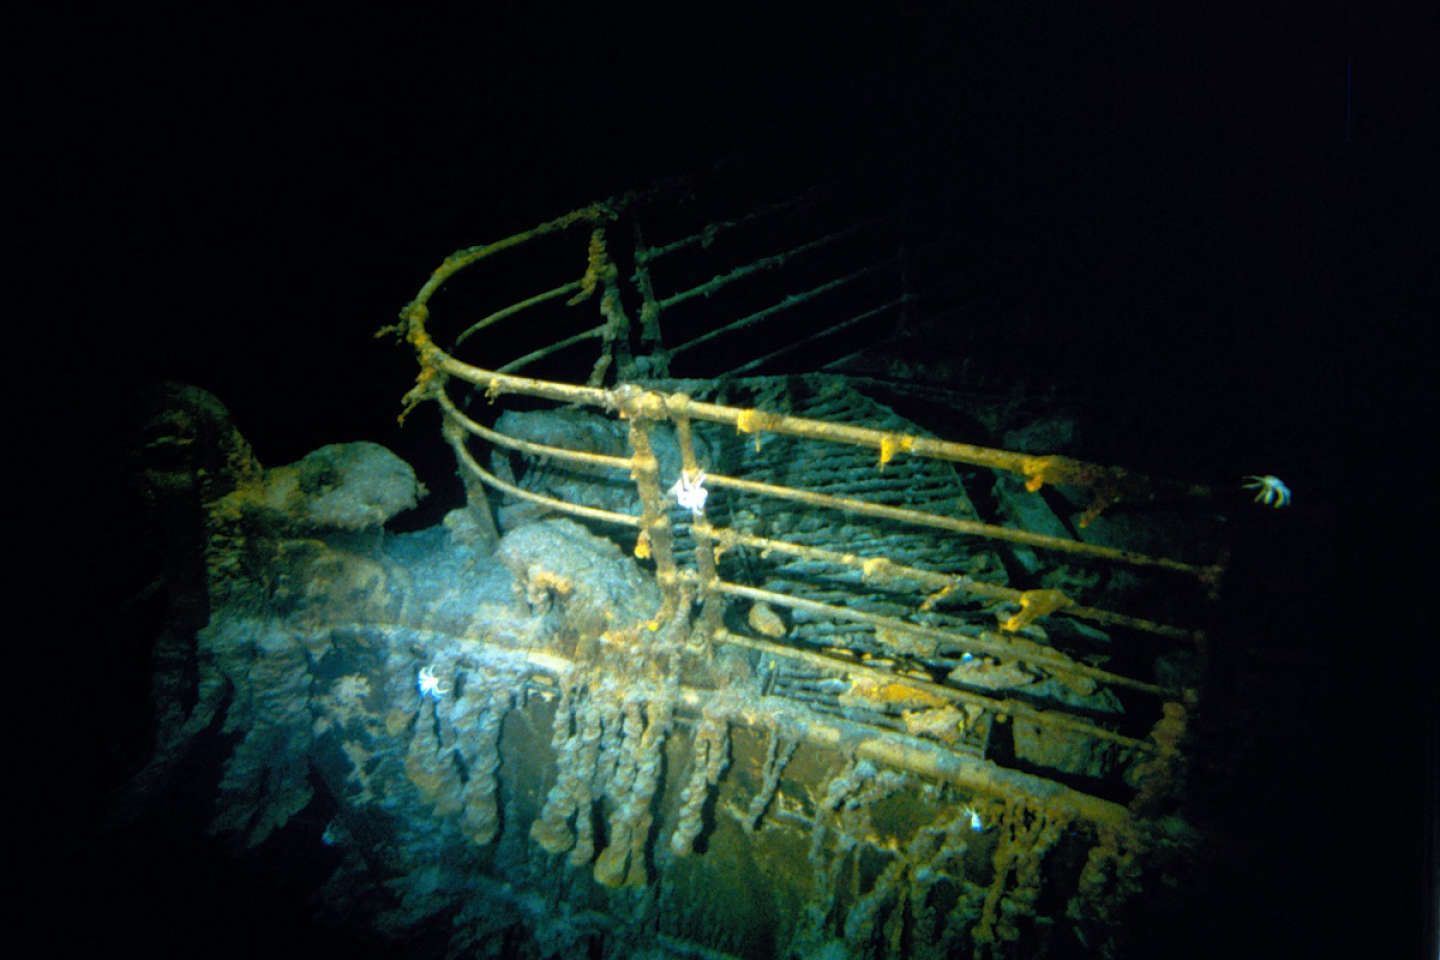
617, 385, 683, 631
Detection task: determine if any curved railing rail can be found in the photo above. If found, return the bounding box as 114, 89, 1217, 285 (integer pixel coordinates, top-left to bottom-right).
382, 175, 1229, 827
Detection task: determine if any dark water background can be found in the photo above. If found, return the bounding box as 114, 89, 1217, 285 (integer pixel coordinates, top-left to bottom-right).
20, 3, 1433, 957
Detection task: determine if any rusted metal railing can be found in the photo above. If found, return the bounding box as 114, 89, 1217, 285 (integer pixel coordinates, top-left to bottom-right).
382, 178, 1227, 826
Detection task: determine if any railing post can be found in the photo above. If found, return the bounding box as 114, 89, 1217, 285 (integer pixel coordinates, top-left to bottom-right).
616, 385, 684, 631
630, 222, 670, 378
442, 417, 499, 551
666, 393, 723, 651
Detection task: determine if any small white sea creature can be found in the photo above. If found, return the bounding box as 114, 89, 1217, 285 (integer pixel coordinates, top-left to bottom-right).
417, 665, 449, 700
961, 804, 986, 832
1242, 475, 1291, 508
668, 468, 708, 517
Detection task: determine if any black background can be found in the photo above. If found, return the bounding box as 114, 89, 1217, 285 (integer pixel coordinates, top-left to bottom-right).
17, 3, 1435, 957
